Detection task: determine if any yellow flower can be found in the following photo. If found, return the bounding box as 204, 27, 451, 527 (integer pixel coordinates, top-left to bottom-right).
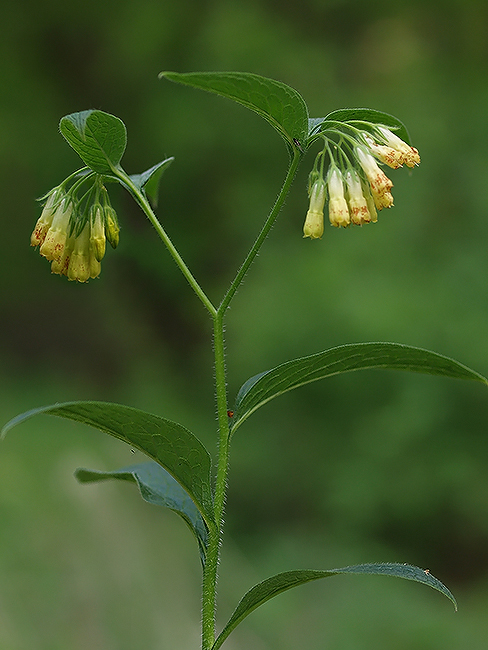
327, 168, 350, 228
67, 223, 95, 282
39, 199, 73, 262
376, 127, 421, 168
345, 170, 372, 225
363, 134, 404, 169
303, 178, 326, 239
355, 147, 394, 210
30, 189, 64, 247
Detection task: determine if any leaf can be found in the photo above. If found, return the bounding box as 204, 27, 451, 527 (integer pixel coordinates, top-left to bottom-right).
59, 110, 127, 174
160, 71, 309, 152
75, 461, 208, 565
232, 342, 488, 434
1, 401, 215, 529
308, 108, 411, 145
212, 563, 456, 650
128, 157, 174, 208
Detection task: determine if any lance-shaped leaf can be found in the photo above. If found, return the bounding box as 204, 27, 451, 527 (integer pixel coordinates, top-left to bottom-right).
212, 563, 456, 650
160, 71, 309, 152
1, 401, 215, 529
308, 108, 411, 146
59, 110, 127, 174
232, 343, 488, 434
76, 461, 208, 565
128, 157, 174, 208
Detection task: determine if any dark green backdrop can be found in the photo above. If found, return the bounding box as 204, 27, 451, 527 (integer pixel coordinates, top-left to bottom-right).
2, 1, 488, 648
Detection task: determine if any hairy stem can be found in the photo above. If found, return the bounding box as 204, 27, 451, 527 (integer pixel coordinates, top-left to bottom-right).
114, 169, 217, 317
201, 152, 302, 649
218, 150, 302, 316
202, 311, 230, 650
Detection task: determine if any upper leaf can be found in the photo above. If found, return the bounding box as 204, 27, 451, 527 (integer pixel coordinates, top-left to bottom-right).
59, 110, 127, 173
1, 401, 215, 529
308, 108, 411, 146
76, 461, 208, 565
128, 157, 174, 208
212, 563, 456, 650
232, 343, 488, 434
160, 71, 309, 152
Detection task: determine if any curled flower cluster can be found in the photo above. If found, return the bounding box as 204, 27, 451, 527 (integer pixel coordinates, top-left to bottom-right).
303, 124, 420, 238
31, 175, 119, 282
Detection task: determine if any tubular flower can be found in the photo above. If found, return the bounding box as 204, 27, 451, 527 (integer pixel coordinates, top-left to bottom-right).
302, 116, 419, 237
303, 178, 326, 239
30, 188, 64, 246
376, 127, 420, 168
38, 199, 73, 263
327, 168, 350, 228
362, 134, 404, 169
355, 146, 394, 210
31, 175, 120, 282
345, 170, 371, 225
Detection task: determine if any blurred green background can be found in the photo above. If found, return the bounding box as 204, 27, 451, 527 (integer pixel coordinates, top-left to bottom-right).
2, 0, 488, 647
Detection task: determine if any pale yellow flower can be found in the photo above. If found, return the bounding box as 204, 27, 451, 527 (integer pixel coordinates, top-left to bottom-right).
355, 147, 394, 210
303, 178, 326, 239
345, 170, 372, 225
328, 168, 350, 228
377, 127, 421, 168
39, 199, 73, 262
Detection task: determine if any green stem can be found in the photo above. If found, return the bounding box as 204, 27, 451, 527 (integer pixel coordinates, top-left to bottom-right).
218, 150, 302, 316
118, 152, 301, 649
113, 168, 217, 318
201, 311, 230, 650
201, 152, 302, 649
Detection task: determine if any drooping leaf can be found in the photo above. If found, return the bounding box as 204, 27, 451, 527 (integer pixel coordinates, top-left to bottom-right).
76, 461, 208, 565
160, 71, 309, 152
212, 563, 456, 650
232, 343, 488, 434
59, 110, 127, 174
128, 157, 174, 208
1, 401, 215, 529
308, 108, 411, 145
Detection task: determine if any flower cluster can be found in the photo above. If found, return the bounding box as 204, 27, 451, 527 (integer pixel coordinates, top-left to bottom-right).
303, 124, 420, 239
31, 174, 119, 282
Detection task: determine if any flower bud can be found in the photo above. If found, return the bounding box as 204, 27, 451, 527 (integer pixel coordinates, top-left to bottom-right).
104, 206, 120, 249
303, 178, 326, 239
90, 205, 106, 262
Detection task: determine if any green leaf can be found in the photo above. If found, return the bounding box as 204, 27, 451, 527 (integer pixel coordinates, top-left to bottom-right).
232, 343, 488, 434
59, 110, 127, 173
1, 401, 215, 529
160, 71, 309, 152
308, 108, 411, 145
75, 461, 208, 565
212, 563, 456, 650
128, 157, 174, 208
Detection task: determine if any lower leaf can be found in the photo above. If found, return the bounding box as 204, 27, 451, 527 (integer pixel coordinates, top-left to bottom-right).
212, 563, 456, 650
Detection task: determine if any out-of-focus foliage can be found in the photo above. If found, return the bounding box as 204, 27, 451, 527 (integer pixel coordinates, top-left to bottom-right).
2, 0, 488, 647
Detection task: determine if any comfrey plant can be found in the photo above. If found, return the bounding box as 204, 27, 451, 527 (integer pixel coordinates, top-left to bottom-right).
3, 72, 487, 649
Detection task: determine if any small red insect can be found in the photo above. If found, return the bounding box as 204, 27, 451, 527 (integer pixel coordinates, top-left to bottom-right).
227, 410, 234, 418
